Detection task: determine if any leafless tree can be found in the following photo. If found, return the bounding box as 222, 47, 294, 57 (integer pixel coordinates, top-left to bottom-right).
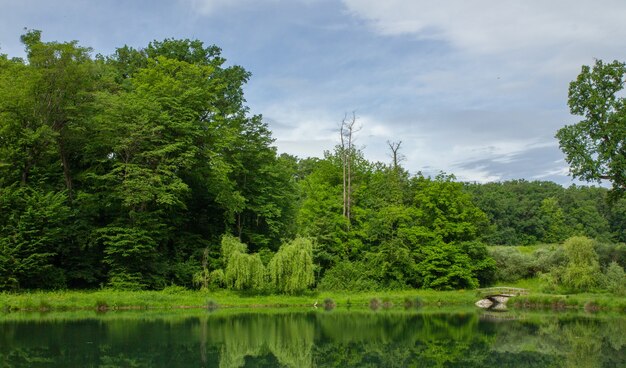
387, 140, 404, 170
340, 112, 360, 229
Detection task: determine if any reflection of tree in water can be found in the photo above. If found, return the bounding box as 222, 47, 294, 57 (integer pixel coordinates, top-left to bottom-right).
313, 312, 492, 368
0, 312, 625, 367
489, 316, 626, 368
205, 313, 315, 368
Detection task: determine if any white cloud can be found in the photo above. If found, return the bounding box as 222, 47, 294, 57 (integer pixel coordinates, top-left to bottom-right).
342, 0, 626, 55
180, 0, 266, 14
532, 167, 570, 180
181, 0, 321, 15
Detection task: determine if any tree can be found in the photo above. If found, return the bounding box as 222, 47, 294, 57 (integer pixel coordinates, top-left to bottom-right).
221, 235, 265, 291
268, 237, 314, 294
339, 112, 360, 228
561, 236, 603, 292
0, 187, 70, 290
387, 140, 404, 170
411, 173, 489, 243
605, 261, 626, 295
537, 197, 569, 243
556, 59, 626, 198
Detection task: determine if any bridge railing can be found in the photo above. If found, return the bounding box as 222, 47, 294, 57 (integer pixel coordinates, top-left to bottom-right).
477, 287, 529, 297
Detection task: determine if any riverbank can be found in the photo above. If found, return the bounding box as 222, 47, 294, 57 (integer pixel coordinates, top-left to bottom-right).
1, 288, 625, 313
0, 288, 475, 312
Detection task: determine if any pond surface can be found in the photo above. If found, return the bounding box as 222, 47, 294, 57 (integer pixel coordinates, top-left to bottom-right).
1, 308, 625, 367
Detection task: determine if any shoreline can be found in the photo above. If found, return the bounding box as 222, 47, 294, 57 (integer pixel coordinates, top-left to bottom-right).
1, 289, 625, 314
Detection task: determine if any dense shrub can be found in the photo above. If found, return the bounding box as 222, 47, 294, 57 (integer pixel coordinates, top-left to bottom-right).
489, 247, 535, 282
561, 236, 603, 292
605, 261, 626, 295
318, 260, 381, 291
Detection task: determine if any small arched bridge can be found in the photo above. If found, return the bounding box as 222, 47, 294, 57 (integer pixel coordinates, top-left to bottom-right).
475, 287, 529, 310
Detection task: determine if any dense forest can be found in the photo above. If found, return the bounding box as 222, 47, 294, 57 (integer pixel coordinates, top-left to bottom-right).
1, 32, 625, 292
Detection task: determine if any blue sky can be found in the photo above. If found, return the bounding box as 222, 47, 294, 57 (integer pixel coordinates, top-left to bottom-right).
2, 0, 626, 185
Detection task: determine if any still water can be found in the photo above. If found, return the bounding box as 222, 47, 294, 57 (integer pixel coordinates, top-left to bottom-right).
1, 308, 625, 367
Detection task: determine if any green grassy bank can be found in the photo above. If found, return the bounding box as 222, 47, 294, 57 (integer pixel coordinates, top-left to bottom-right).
0, 288, 476, 312
2, 287, 626, 313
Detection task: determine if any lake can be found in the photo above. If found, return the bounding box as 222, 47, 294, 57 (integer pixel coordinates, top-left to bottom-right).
1, 308, 625, 367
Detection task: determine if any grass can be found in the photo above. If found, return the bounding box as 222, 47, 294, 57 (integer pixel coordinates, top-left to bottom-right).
0, 289, 476, 312
1, 285, 625, 313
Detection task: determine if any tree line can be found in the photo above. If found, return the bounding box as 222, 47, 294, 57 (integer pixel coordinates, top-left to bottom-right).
0, 32, 624, 292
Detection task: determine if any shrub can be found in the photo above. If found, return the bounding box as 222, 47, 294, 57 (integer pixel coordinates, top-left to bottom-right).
317, 260, 380, 291
107, 272, 145, 291
561, 236, 603, 292
532, 246, 567, 274
489, 247, 534, 283
605, 261, 626, 295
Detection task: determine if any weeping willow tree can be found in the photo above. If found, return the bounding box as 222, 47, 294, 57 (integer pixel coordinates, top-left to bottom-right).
221, 234, 248, 265
222, 235, 266, 291
268, 237, 315, 294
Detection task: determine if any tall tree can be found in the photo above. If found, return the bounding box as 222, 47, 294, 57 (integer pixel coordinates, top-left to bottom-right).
556, 59, 626, 198
339, 112, 360, 228
19, 30, 99, 201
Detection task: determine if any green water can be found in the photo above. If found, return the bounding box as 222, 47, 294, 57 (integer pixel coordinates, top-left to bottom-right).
1, 309, 625, 367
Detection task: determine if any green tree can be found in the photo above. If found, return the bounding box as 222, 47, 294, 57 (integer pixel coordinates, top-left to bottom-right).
411, 173, 488, 243
537, 197, 569, 243
221, 235, 265, 291
268, 237, 314, 294
416, 243, 479, 290
562, 236, 603, 292
556, 59, 626, 197
0, 187, 70, 290
605, 261, 626, 295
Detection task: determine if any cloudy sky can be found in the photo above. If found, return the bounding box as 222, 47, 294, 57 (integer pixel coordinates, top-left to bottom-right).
2, 0, 625, 185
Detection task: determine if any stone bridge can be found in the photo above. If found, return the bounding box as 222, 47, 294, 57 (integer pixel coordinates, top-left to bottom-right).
475, 287, 529, 310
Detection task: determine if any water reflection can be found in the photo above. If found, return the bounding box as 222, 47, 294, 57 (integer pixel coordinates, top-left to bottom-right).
0, 309, 624, 367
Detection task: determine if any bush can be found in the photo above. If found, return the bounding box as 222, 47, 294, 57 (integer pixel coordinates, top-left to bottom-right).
489, 246, 535, 283
317, 260, 380, 291
416, 244, 478, 290
561, 236, 603, 292
532, 245, 567, 274
605, 261, 626, 295
107, 272, 145, 291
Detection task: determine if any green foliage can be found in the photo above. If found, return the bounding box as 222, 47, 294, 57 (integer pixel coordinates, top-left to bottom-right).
0, 187, 70, 290
222, 236, 265, 291
317, 260, 380, 291
220, 235, 248, 266
416, 243, 479, 290
467, 181, 618, 245
411, 173, 488, 243
537, 197, 569, 243
562, 236, 603, 292
98, 226, 163, 289
268, 237, 314, 294
225, 252, 266, 291
107, 272, 145, 291
489, 247, 535, 283
605, 261, 626, 295
2, 31, 625, 294
557, 59, 626, 197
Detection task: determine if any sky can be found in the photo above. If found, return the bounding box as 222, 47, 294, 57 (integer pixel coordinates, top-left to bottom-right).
2, 0, 626, 185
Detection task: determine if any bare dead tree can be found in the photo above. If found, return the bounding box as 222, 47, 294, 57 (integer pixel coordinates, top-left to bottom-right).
340, 112, 361, 229
387, 140, 404, 170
